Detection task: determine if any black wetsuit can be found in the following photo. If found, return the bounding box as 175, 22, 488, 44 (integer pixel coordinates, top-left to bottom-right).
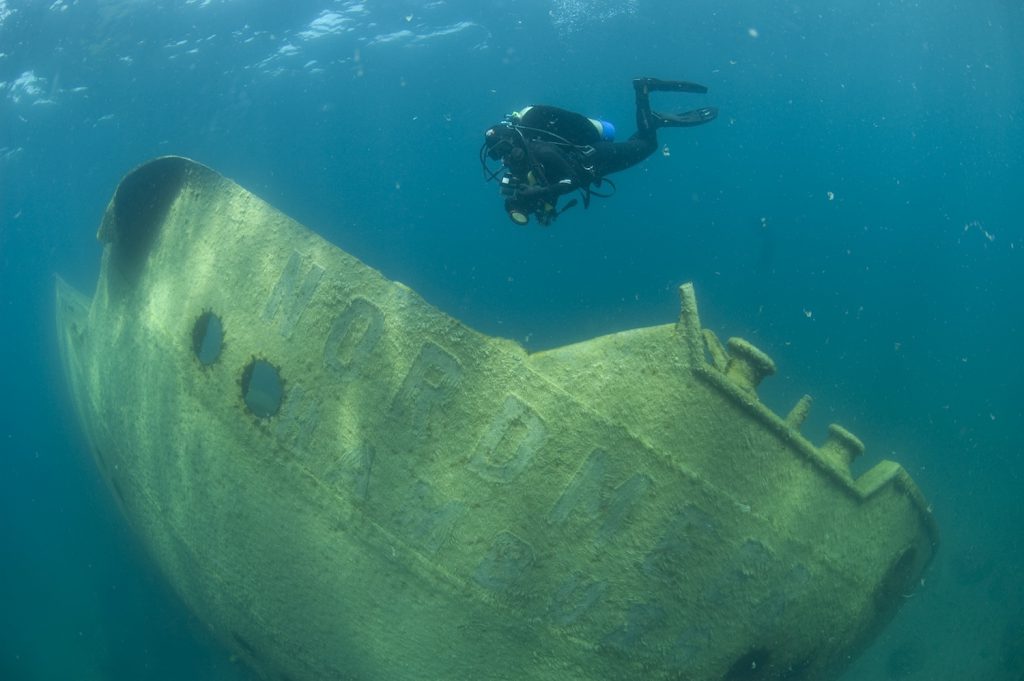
484, 78, 716, 224
507, 98, 658, 213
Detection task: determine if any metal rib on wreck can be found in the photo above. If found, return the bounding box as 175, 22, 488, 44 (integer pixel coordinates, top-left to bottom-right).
55, 156, 938, 681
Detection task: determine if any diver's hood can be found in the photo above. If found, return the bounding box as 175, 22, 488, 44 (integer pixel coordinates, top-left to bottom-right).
484, 123, 517, 160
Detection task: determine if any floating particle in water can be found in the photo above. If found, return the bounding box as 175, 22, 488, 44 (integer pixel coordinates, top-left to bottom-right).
964, 219, 995, 242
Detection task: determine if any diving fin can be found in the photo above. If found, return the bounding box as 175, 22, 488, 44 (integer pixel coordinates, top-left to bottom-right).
653, 106, 718, 128
634, 77, 708, 94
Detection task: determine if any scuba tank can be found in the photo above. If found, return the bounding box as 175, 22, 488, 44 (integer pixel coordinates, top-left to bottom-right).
514, 106, 616, 144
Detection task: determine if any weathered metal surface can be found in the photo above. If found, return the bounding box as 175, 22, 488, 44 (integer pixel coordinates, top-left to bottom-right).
56, 156, 937, 681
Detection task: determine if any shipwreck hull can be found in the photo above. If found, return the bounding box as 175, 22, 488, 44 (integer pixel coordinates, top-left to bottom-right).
56, 156, 937, 680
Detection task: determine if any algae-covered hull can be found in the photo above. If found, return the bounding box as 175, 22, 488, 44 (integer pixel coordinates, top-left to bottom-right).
56, 156, 937, 681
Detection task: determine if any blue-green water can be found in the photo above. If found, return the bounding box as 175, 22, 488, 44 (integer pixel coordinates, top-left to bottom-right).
1, 1, 1021, 679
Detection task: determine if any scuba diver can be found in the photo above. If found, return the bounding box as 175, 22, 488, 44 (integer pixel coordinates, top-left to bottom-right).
480, 77, 717, 226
